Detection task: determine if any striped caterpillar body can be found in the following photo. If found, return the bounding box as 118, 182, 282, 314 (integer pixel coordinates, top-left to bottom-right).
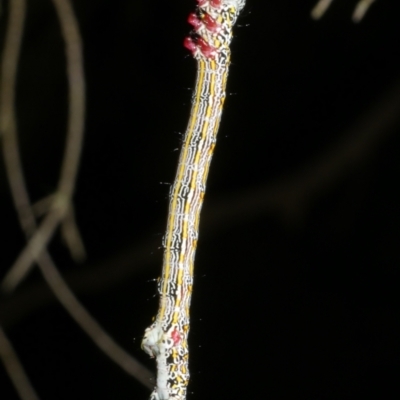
141, 1, 245, 399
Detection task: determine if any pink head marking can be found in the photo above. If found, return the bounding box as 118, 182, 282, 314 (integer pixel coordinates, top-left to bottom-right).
196, 37, 217, 58
202, 13, 221, 33
188, 13, 202, 30
184, 36, 197, 54
183, 36, 217, 59
210, 0, 222, 7
188, 12, 221, 33
197, 0, 222, 8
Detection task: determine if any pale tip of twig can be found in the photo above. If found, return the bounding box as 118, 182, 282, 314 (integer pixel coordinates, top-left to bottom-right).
0, 325, 40, 400
311, 0, 334, 20
61, 208, 87, 263
352, 0, 375, 23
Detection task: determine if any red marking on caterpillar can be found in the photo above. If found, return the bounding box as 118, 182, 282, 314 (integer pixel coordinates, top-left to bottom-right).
183, 36, 217, 59
188, 12, 221, 33
171, 328, 182, 346
183, 36, 197, 54
197, 0, 222, 8
202, 13, 221, 32
196, 37, 217, 58
188, 12, 202, 30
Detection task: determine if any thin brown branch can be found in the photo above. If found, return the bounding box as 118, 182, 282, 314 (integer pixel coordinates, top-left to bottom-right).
0, 237, 158, 329
1, 0, 86, 293
352, 0, 376, 22
36, 251, 154, 389
1, 204, 68, 293
0, 249, 155, 387
0, 0, 154, 389
51, 0, 85, 198
311, 0, 334, 19
1, 195, 85, 293
311, 0, 376, 21
60, 204, 87, 262
0, 324, 40, 400
0, 0, 35, 237
32, 196, 86, 261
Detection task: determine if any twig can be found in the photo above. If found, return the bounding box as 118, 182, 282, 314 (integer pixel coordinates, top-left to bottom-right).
311, 0, 335, 19
0, 237, 158, 329
60, 204, 87, 262
1, 0, 86, 293
0, 0, 35, 237
352, 0, 376, 22
311, 0, 376, 21
32, 196, 86, 262
0, 324, 40, 400
0, 0, 155, 389
36, 251, 154, 389
1, 203, 69, 293
51, 0, 85, 198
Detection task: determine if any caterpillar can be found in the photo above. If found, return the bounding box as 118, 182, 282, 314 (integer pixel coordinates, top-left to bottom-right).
141, 1, 246, 399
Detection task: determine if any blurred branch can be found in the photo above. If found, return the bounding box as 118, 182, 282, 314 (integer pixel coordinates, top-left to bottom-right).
36, 251, 155, 389
32, 196, 86, 262
1, 204, 71, 292
0, 324, 40, 400
0, 4, 40, 398
352, 0, 376, 22
0, 0, 34, 236
311, 0, 376, 21
0, 0, 154, 390
60, 204, 87, 262
311, 0, 334, 19
0, 237, 158, 328
1, 0, 86, 294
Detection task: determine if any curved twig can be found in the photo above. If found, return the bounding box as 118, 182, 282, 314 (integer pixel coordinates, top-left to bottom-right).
311, 0, 335, 19
1, 0, 86, 294
37, 251, 154, 388
352, 0, 376, 22
311, 0, 376, 21
0, 0, 154, 389
0, 324, 40, 400
0, 0, 35, 236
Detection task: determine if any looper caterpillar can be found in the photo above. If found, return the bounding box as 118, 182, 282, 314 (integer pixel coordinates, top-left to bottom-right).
141, 0, 246, 399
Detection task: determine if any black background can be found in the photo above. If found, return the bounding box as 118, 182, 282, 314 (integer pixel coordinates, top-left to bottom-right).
1, 0, 399, 399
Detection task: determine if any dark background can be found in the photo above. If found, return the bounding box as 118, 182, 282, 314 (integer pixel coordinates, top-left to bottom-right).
1, 0, 399, 398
